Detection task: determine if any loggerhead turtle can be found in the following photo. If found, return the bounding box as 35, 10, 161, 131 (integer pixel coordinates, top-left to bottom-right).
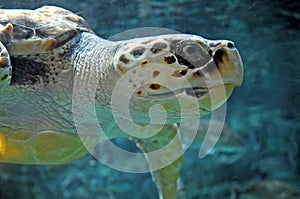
0, 6, 243, 199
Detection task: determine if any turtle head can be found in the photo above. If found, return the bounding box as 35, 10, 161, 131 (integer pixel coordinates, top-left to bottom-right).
113, 34, 243, 123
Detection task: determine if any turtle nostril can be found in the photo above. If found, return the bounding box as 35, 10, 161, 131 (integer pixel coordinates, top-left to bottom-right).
227, 42, 234, 48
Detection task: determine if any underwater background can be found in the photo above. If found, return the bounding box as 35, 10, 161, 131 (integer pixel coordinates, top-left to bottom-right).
0, 0, 299, 198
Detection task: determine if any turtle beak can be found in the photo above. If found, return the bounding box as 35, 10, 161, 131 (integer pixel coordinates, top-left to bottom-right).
210, 41, 244, 87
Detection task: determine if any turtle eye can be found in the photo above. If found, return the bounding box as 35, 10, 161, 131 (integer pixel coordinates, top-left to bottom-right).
182, 43, 202, 62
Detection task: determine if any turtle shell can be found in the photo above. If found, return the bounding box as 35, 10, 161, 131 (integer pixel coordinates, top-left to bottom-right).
0, 6, 93, 55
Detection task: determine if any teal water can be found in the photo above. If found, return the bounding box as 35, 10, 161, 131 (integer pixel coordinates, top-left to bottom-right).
0, 0, 299, 198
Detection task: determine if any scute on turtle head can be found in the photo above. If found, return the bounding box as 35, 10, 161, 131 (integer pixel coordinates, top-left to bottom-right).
0, 6, 93, 55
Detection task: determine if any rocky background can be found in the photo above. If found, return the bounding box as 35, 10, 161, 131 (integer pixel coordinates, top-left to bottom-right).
0, 0, 299, 198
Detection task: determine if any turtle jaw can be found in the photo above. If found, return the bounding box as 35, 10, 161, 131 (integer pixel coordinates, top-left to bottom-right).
127, 82, 237, 124
185, 83, 237, 112
145, 83, 237, 113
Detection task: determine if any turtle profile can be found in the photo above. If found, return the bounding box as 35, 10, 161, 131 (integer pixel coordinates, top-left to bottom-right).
0, 6, 243, 199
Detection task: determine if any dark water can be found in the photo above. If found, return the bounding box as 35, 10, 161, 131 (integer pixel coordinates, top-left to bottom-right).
0, 0, 299, 198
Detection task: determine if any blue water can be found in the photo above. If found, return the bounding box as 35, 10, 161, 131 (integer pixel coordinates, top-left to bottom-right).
0, 1, 299, 198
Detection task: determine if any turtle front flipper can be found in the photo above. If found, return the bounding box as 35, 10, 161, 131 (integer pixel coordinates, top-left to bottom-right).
0, 24, 12, 90
135, 124, 183, 199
